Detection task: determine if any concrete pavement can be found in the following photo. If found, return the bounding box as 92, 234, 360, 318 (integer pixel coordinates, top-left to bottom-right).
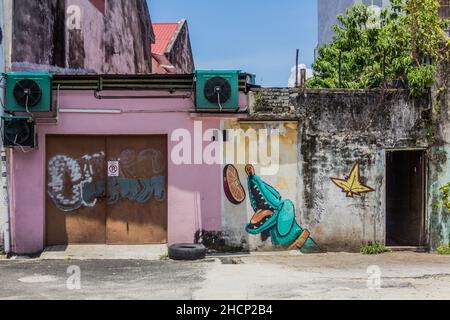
39, 245, 168, 260
0, 252, 448, 300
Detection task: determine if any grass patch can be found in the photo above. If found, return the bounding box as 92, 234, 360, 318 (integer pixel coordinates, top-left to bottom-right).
436, 243, 450, 255
360, 242, 389, 255
159, 254, 169, 261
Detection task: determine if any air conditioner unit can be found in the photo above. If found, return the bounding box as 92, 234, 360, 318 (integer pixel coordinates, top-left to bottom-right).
4, 72, 52, 113
194, 70, 240, 111
1, 116, 37, 148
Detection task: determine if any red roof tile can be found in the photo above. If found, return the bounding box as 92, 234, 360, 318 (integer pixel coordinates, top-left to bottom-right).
151, 23, 179, 55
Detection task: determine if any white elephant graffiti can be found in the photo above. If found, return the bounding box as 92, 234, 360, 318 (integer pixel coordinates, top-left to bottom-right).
47, 149, 166, 212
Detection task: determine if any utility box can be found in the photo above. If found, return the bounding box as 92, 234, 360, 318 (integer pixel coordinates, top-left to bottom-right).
4, 72, 53, 113
194, 70, 240, 111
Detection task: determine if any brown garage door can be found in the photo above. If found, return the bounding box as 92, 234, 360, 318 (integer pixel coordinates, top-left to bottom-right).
46, 135, 168, 245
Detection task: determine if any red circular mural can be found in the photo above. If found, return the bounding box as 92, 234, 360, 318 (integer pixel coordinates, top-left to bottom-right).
223, 164, 246, 205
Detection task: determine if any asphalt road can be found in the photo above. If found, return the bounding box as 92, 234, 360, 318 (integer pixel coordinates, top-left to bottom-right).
0, 252, 449, 300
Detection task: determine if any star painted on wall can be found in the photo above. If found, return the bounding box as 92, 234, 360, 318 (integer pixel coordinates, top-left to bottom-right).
330, 162, 375, 198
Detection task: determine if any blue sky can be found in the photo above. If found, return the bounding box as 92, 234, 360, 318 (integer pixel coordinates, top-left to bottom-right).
148, 0, 318, 87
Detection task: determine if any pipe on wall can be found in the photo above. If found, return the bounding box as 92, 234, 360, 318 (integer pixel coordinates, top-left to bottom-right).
94, 90, 193, 100
0, 0, 13, 254
1, 149, 10, 254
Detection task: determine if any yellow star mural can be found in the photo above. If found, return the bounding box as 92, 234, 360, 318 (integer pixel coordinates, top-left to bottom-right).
330, 162, 375, 198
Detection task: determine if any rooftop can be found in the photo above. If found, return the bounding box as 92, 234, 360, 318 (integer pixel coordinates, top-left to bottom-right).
151, 22, 180, 55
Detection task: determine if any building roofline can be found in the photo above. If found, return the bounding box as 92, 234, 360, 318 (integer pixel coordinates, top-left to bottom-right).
165, 19, 186, 55
52, 73, 253, 92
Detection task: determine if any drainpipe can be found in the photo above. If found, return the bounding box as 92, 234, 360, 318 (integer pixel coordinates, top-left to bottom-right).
0, 0, 13, 254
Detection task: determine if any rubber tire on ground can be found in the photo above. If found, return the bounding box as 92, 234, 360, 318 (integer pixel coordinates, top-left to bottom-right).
168, 244, 206, 261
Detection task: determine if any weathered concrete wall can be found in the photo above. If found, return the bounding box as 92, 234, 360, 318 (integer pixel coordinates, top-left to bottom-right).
12, 0, 153, 73
428, 146, 450, 249
12, 0, 66, 68
221, 88, 429, 252
427, 82, 450, 249
295, 90, 427, 251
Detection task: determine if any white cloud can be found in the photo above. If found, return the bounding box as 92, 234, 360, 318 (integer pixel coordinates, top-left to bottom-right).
288, 64, 313, 88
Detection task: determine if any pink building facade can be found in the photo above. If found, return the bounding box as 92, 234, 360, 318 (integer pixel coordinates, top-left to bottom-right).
8, 75, 249, 254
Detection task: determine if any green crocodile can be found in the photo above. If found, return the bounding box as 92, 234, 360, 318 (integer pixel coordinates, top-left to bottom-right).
245, 165, 320, 253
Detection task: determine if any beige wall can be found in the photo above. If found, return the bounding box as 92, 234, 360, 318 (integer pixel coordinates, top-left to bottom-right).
221, 120, 300, 251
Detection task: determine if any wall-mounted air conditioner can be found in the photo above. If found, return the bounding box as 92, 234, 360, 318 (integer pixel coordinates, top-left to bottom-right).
1, 116, 37, 148
4, 72, 52, 113
194, 70, 240, 112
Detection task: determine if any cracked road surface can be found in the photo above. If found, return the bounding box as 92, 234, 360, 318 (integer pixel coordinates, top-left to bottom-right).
0, 252, 448, 300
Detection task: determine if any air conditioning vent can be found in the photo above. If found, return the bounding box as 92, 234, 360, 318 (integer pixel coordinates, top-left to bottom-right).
5, 72, 52, 113
204, 76, 232, 104
195, 70, 240, 112
13, 79, 43, 108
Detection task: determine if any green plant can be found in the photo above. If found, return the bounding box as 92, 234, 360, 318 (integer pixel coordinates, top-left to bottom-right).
360, 241, 389, 255
253, 91, 268, 110
439, 182, 450, 211
159, 254, 169, 261
308, 0, 450, 97
436, 243, 450, 255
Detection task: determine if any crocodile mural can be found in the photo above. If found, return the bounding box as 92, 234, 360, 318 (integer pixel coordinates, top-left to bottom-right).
245, 165, 320, 253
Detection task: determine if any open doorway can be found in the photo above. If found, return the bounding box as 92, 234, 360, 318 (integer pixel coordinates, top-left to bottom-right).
386, 150, 426, 247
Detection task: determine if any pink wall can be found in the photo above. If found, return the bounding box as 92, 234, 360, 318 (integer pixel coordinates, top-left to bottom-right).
10, 90, 227, 254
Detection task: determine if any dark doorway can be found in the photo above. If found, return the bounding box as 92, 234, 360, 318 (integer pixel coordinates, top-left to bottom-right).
386, 150, 426, 247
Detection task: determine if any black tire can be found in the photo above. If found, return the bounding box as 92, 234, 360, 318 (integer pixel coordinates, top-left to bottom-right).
168, 243, 206, 261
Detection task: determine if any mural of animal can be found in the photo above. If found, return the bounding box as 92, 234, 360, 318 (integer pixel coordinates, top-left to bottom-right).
245, 165, 320, 253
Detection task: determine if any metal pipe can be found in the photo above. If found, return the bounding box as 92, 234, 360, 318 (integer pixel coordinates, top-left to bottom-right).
94, 91, 192, 100
0, 0, 12, 254
300, 68, 306, 88
0, 150, 10, 254
295, 49, 299, 87
338, 50, 343, 88
59, 108, 122, 114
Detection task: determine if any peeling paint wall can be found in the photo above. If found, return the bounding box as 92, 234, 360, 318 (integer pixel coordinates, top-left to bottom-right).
12, 0, 66, 68
428, 146, 450, 249
295, 90, 428, 251
222, 88, 430, 252
427, 84, 450, 249
0, 0, 4, 253
221, 121, 311, 251
12, 0, 153, 73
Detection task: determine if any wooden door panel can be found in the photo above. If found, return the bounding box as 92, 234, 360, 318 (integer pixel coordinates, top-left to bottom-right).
106, 136, 168, 244
46, 136, 107, 245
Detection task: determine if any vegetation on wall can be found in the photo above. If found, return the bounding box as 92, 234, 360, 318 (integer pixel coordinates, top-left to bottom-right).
308, 0, 450, 97
439, 182, 450, 211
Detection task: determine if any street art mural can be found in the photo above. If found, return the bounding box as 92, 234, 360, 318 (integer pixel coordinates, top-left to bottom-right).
47, 149, 166, 212
330, 162, 375, 198
244, 165, 320, 253
223, 164, 246, 205
47, 152, 105, 211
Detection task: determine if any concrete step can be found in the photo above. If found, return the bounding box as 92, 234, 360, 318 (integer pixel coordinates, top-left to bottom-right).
387, 246, 428, 253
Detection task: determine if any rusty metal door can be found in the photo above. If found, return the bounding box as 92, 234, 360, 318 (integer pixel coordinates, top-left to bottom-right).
46, 135, 168, 245
46, 136, 107, 245
106, 136, 168, 244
